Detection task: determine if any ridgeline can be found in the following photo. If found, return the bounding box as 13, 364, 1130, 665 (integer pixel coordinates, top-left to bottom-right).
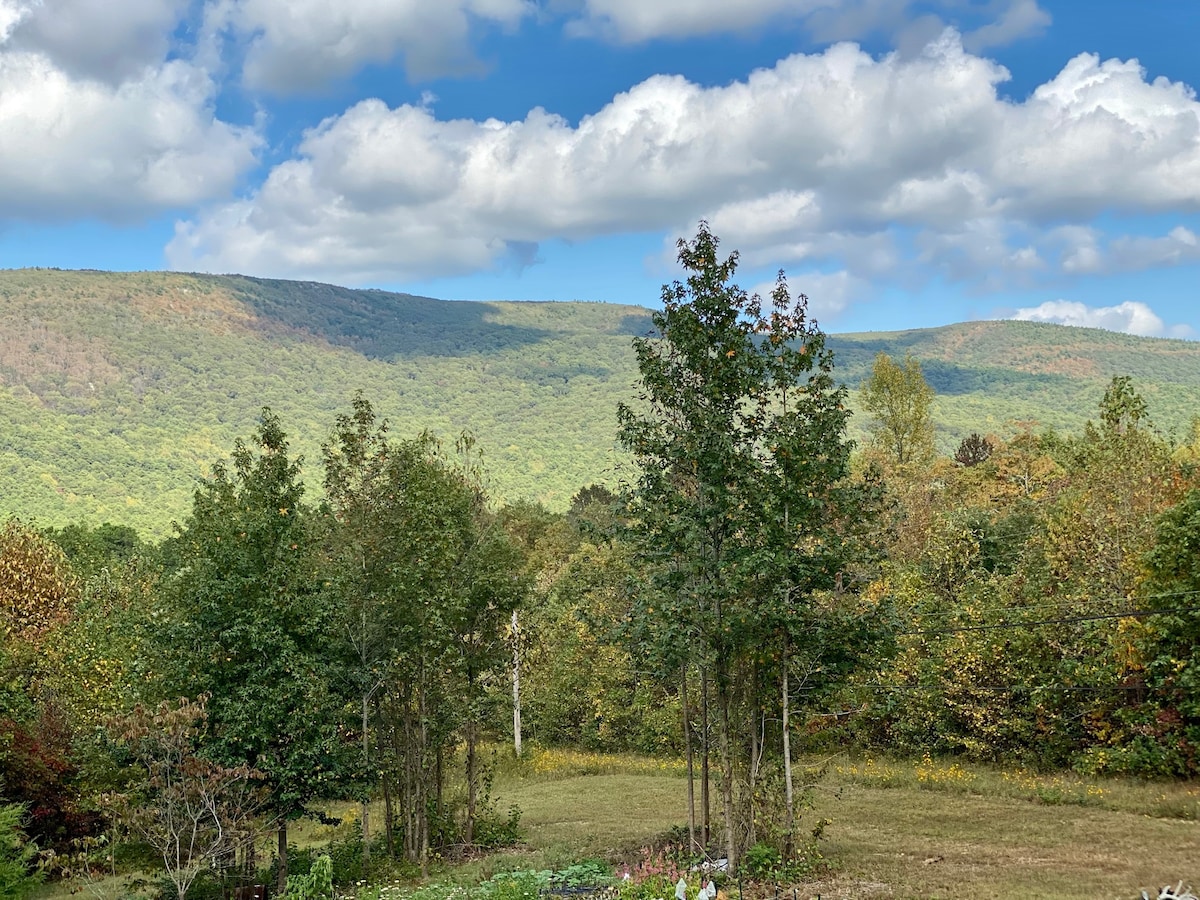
2, 268, 1196, 536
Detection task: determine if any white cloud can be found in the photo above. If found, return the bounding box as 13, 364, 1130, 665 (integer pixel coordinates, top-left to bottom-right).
224, 0, 533, 91
5, 0, 188, 82
0, 0, 27, 42
1108, 227, 1200, 271
1051, 224, 1200, 275
1010, 300, 1193, 339
570, 0, 1049, 47
961, 0, 1049, 53
168, 32, 1200, 289
0, 51, 260, 220
749, 270, 865, 321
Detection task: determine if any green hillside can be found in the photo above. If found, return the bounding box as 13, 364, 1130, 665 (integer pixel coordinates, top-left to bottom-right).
0, 268, 1196, 536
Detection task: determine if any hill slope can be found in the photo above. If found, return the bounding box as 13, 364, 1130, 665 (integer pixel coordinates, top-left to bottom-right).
0, 269, 1195, 536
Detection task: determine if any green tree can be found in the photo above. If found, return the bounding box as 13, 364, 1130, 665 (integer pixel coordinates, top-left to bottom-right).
1114, 490, 1200, 776
860, 351, 935, 467
1099, 374, 1149, 434
322, 400, 525, 870
617, 225, 876, 867
156, 410, 352, 891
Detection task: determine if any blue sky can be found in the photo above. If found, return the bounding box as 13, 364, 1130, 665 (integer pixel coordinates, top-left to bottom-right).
2, 0, 1198, 337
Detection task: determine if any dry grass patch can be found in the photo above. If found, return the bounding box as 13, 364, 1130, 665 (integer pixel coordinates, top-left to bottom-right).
494, 774, 687, 860
494, 751, 1199, 900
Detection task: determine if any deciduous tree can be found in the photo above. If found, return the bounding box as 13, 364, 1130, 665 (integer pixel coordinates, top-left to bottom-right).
105, 697, 267, 900
618, 224, 877, 867
860, 351, 935, 467
156, 410, 352, 891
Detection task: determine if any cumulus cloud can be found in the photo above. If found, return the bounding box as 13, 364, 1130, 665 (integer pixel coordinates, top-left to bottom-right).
4, 0, 188, 82
748, 270, 865, 322
1010, 300, 1193, 339
0, 49, 260, 221
570, 0, 1049, 47
219, 0, 533, 91
167, 31, 1200, 288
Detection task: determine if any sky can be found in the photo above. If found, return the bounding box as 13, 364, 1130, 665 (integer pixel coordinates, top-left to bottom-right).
1, 0, 1199, 338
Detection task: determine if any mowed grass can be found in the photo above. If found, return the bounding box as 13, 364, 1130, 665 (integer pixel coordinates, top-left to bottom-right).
492, 749, 1200, 900
35, 748, 1198, 900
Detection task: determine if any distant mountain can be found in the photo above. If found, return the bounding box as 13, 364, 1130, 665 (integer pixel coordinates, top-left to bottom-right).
1, 269, 1195, 536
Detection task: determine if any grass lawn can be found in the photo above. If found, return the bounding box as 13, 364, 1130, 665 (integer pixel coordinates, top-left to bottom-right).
36, 749, 1197, 900
491, 749, 1200, 900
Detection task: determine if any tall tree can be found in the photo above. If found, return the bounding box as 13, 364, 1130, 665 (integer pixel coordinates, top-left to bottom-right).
1131, 489, 1200, 776
618, 224, 875, 867
322, 399, 525, 871
156, 410, 352, 891
860, 351, 935, 467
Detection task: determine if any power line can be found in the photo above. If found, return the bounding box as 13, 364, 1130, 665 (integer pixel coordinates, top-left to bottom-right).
896, 602, 1200, 637
881, 587, 1200, 625
833, 682, 1145, 695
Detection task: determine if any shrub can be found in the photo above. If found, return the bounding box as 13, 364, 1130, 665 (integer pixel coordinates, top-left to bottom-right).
0, 802, 42, 900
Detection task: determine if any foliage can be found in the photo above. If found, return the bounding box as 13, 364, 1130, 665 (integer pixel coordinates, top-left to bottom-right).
5, 269, 1200, 537
321, 396, 528, 867
0, 520, 76, 647
154, 410, 355, 887
1094, 488, 1200, 777
0, 801, 41, 900
954, 432, 993, 466
617, 225, 878, 867
860, 351, 935, 467
0, 520, 98, 852
104, 696, 269, 900
849, 378, 1199, 773
283, 854, 333, 900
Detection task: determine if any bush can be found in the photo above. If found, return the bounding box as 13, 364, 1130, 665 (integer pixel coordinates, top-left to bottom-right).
285, 824, 395, 887
0, 803, 42, 900
284, 855, 333, 900
473, 806, 522, 851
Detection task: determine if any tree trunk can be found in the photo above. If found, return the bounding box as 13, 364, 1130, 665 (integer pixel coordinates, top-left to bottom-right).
682, 661, 696, 853
383, 772, 395, 859
701, 666, 711, 851
418, 662, 430, 876
782, 637, 795, 859
717, 679, 736, 870
512, 609, 523, 756
362, 692, 371, 869
466, 718, 477, 845
276, 822, 288, 895
375, 694, 394, 858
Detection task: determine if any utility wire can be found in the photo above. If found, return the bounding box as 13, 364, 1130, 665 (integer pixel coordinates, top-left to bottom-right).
828, 682, 1146, 695
896, 602, 1200, 637
880, 587, 1200, 625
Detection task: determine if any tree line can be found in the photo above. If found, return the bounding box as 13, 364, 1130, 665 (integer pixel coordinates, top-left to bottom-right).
2, 226, 1200, 894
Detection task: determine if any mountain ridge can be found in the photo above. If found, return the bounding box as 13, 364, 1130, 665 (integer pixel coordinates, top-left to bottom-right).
1, 268, 1195, 536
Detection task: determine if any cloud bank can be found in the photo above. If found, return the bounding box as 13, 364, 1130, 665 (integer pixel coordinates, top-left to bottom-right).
168, 32, 1200, 289
1010, 300, 1194, 339
568, 0, 1049, 50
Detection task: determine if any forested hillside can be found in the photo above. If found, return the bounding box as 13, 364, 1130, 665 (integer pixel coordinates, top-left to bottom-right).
1, 268, 1197, 536
3, 253, 1200, 899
